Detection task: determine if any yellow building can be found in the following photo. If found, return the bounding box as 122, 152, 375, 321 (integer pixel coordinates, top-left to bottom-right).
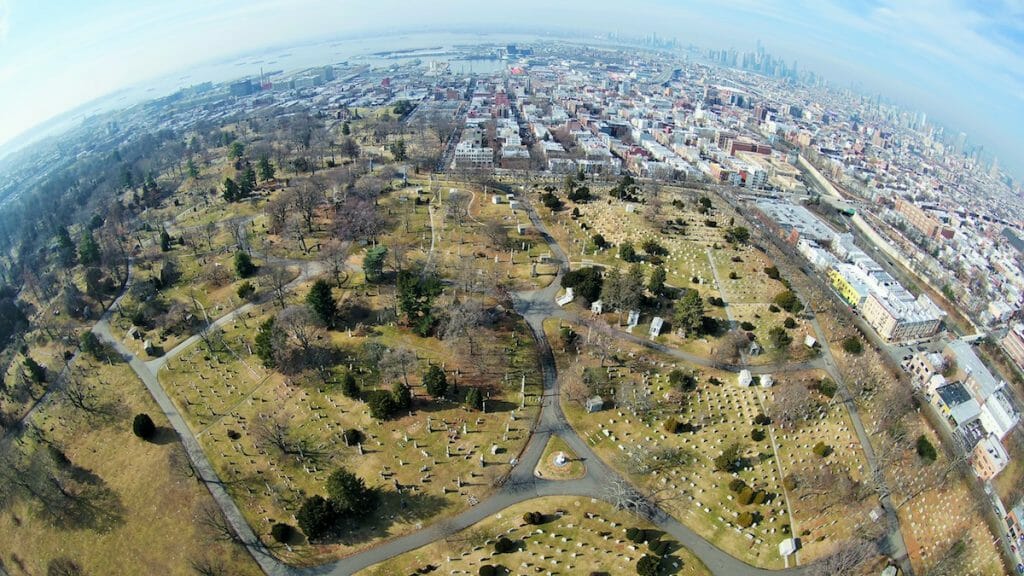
828, 264, 870, 308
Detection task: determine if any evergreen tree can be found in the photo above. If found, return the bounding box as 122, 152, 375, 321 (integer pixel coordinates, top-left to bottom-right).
78, 230, 101, 266
296, 495, 337, 540
306, 279, 337, 327
132, 413, 156, 439
649, 266, 667, 296
391, 382, 412, 410
257, 157, 276, 181
465, 387, 483, 411
423, 364, 448, 398
234, 251, 256, 278
326, 468, 378, 515
254, 318, 281, 368
363, 246, 388, 283
673, 288, 704, 337
223, 177, 240, 202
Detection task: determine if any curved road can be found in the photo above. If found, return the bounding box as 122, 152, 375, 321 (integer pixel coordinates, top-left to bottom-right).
90, 191, 853, 576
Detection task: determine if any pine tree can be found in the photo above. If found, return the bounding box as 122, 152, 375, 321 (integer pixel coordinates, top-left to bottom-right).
306, 279, 337, 328
423, 365, 448, 398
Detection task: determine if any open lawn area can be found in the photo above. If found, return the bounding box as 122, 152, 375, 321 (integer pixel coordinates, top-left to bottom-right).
0, 358, 259, 576
358, 496, 713, 576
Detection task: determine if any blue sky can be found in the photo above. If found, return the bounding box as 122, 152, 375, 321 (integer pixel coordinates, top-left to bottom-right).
0, 0, 1022, 175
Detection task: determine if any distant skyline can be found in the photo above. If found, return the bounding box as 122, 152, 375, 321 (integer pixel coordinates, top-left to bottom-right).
1, 0, 1022, 176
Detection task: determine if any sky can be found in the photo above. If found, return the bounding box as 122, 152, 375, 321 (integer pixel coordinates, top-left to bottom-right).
0, 0, 1022, 175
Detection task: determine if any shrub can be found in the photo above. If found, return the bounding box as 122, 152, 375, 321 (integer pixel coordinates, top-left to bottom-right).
783, 317, 797, 329
132, 413, 156, 440
842, 336, 863, 355
625, 527, 645, 542
751, 429, 766, 442
916, 435, 938, 463
728, 479, 747, 493
728, 271, 739, 280
494, 537, 516, 553
663, 418, 681, 433
752, 490, 767, 505
764, 266, 781, 280
636, 555, 660, 576
736, 511, 754, 528
619, 242, 638, 262
342, 428, 364, 446
812, 442, 832, 457
773, 290, 804, 314
737, 487, 755, 505
270, 523, 294, 543
753, 413, 771, 425
740, 321, 755, 331
523, 511, 544, 525
783, 475, 797, 491
478, 566, 497, 576
648, 539, 672, 556
236, 280, 256, 300
816, 378, 837, 398
714, 443, 743, 473
768, 304, 780, 313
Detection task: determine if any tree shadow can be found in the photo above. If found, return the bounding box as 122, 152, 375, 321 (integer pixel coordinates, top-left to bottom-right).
324, 490, 450, 546
149, 426, 180, 446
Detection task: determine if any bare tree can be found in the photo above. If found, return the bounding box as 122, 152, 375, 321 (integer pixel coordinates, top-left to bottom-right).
380, 346, 418, 388
264, 265, 292, 308
276, 306, 320, 357
440, 299, 485, 356
563, 364, 590, 406
768, 382, 819, 430
713, 330, 749, 366
252, 414, 326, 464
323, 240, 350, 286
291, 183, 324, 234
63, 376, 104, 415
264, 194, 290, 235
46, 557, 85, 576
196, 501, 243, 544
807, 538, 876, 576
190, 556, 229, 576
197, 323, 225, 354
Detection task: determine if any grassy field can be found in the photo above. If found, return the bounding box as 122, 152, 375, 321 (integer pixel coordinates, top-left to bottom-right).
358, 496, 713, 576
0, 358, 260, 576
535, 435, 586, 480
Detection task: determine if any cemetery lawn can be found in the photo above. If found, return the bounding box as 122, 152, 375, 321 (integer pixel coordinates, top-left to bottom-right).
534, 436, 586, 480
356, 496, 713, 576
157, 304, 543, 565
548, 313, 877, 568
0, 360, 260, 576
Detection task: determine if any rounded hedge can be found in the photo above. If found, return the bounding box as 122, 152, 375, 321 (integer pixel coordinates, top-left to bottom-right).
737, 512, 754, 528
270, 523, 294, 543
494, 537, 515, 553
132, 413, 156, 440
